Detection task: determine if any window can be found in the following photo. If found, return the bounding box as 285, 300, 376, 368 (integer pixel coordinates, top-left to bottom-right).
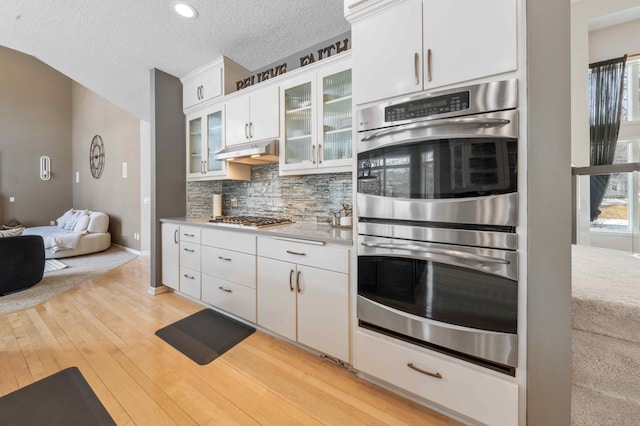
591, 56, 640, 233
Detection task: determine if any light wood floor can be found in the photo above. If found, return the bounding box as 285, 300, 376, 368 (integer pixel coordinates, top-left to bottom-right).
0, 256, 463, 425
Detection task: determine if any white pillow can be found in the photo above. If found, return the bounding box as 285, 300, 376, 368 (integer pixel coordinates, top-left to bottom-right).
73, 214, 91, 233
57, 209, 75, 229
0, 226, 24, 238
64, 211, 84, 231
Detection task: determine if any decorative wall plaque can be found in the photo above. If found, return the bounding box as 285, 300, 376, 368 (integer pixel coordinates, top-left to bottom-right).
89, 135, 105, 179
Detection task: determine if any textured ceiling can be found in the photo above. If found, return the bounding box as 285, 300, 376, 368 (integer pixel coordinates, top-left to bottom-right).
0, 0, 349, 120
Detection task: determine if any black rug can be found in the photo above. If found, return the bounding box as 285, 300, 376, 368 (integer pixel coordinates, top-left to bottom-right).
155, 308, 256, 365
0, 367, 115, 426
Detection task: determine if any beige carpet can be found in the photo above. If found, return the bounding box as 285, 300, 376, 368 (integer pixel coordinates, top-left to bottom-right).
0, 246, 137, 315
572, 244, 640, 424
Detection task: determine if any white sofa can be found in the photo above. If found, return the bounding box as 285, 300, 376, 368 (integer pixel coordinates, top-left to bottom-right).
23, 209, 111, 259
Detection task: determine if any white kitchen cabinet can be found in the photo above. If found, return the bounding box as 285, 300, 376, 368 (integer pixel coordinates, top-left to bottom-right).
355, 329, 519, 426
422, 0, 517, 89
179, 226, 202, 299
350, 0, 517, 105
257, 237, 350, 362
225, 84, 280, 146
351, 0, 422, 105
186, 103, 250, 181
280, 56, 352, 175
200, 228, 257, 322
161, 223, 180, 290
181, 56, 250, 111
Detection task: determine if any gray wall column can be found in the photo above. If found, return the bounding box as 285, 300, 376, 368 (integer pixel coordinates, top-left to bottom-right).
150, 69, 185, 288
526, 0, 572, 424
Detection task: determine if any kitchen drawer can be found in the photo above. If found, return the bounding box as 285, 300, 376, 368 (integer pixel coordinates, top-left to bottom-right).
179, 266, 201, 299
257, 237, 349, 273
201, 246, 256, 288
202, 228, 256, 254
354, 330, 518, 426
180, 226, 201, 244
180, 241, 200, 271
201, 274, 256, 322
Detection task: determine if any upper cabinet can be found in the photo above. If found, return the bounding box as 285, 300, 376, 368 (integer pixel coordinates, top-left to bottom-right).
349, 0, 517, 105
181, 57, 250, 111
279, 56, 352, 175
225, 84, 280, 146
186, 102, 250, 181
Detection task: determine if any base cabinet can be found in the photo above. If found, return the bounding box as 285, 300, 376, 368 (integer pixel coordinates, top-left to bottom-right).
257, 237, 350, 362
161, 223, 180, 290
200, 228, 257, 322
179, 226, 202, 299
355, 329, 518, 426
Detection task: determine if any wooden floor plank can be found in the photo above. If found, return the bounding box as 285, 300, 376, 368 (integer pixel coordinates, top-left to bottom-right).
0, 256, 463, 425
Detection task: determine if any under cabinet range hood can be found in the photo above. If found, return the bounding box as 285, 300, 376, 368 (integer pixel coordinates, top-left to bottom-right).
214, 139, 279, 165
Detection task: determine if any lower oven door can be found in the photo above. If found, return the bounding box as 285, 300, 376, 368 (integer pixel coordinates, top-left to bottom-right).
357, 234, 518, 368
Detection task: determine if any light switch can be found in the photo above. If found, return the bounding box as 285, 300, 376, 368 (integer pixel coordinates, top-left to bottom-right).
9, 197, 15, 203
122, 162, 128, 178
75, 171, 79, 183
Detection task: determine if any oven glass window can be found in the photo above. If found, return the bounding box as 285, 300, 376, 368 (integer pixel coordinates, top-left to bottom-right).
357, 138, 517, 199
358, 255, 517, 333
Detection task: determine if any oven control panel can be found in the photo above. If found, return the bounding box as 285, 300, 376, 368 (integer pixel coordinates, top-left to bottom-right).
385, 91, 470, 122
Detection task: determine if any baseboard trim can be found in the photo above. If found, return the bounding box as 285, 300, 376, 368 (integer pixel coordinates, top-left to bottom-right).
112, 244, 143, 256
148, 285, 172, 296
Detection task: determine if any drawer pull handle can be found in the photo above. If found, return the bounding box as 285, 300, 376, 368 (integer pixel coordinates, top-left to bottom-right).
407, 363, 442, 379
218, 286, 232, 293
218, 256, 232, 261
286, 250, 306, 256
183, 233, 195, 237
183, 274, 195, 280
184, 248, 195, 253
289, 269, 294, 292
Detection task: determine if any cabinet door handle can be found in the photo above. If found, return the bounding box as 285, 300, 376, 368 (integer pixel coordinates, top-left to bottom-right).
183, 274, 195, 280
249, 122, 254, 139
426, 49, 432, 83
318, 143, 322, 164
414, 52, 420, 85
407, 362, 442, 379
203, 160, 208, 173
312, 145, 316, 164
245, 123, 249, 139
173, 229, 178, 244
218, 286, 232, 293
289, 269, 295, 292
296, 270, 302, 293
286, 250, 306, 256
183, 248, 195, 253
218, 256, 232, 261
196, 86, 200, 100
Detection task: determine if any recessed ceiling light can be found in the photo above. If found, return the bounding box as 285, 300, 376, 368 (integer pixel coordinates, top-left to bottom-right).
173, 2, 198, 19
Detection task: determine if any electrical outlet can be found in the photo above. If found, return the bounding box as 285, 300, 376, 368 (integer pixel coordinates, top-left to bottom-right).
231, 197, 238, 207
50, 220, 55, 225
122, 162, 128, 178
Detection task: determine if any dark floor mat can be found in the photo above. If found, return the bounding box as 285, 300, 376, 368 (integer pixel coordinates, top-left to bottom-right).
155, 308, 256, 365
0, 367, 115, 426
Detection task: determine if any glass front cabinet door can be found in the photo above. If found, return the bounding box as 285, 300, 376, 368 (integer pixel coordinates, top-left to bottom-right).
280, 56, 352, 175
186, 103, 249, 181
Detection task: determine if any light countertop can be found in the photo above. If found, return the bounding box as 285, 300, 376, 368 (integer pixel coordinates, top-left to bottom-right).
160, 217, 353, 246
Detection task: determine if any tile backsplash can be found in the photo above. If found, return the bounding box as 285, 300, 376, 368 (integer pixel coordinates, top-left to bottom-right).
187, 164, 352, 223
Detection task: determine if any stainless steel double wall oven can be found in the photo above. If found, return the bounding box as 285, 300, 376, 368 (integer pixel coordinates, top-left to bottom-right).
356, 79, 519, 375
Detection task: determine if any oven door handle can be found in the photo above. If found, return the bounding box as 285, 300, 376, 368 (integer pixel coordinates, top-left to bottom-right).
360, 242, 511, 265
360, 117, 511, 142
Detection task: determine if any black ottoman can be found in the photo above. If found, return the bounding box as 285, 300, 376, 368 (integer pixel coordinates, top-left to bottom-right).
0, 235, 45, 295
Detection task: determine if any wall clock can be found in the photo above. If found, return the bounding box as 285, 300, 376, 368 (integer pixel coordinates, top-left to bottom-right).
90, 135, 105, 179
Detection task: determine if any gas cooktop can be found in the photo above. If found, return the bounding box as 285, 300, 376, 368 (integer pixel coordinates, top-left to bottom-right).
208, 216, 294, 229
